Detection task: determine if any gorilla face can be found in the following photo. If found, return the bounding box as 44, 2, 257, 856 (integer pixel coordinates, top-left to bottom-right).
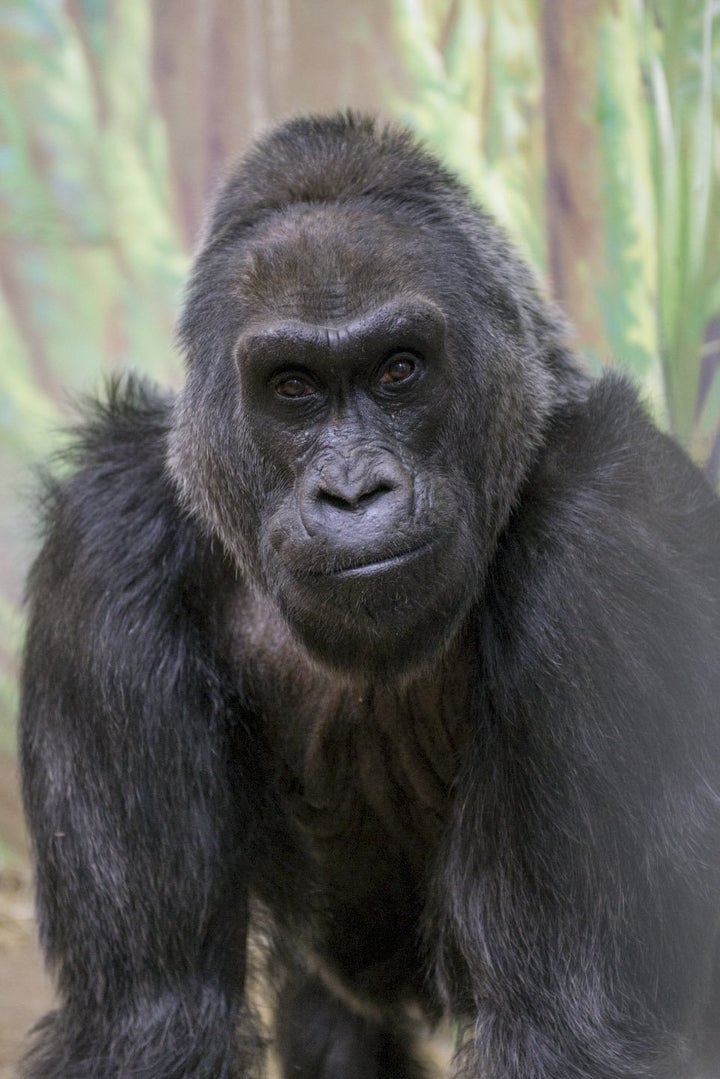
235, 208, 481, 674
240, 317, 474, 673
169, 199, 561, 677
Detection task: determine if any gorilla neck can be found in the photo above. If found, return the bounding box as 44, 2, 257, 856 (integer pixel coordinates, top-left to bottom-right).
230, 585, 473, 861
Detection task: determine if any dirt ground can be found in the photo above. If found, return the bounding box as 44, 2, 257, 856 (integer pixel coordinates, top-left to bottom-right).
0, 755, 53, 1079
0, 883, 53, 1079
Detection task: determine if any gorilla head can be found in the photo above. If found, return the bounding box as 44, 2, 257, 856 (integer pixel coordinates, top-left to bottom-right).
168, 114, 584, 675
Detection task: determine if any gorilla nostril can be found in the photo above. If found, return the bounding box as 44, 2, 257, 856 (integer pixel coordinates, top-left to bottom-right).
318, 481, 394, 512
358, 482, 393, 507
319, 490, 356, 511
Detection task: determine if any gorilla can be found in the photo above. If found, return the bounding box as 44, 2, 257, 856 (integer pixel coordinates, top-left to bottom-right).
18, 113, 720, 1078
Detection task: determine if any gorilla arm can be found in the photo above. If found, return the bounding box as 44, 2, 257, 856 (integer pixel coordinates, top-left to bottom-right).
19, 379, 289, 1079
433, 375, 720, 1079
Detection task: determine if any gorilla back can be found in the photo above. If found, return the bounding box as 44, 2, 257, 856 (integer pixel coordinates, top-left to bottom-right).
19, 113, 720, 1079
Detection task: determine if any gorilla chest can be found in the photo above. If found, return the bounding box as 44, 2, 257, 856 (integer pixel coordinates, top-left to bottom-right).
280, 677, 466, 867
232, 590, 469, 866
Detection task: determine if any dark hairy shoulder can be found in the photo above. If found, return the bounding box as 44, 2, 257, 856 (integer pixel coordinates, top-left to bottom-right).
486, 371, 720, 711
40, 374, 177, 535
525, 372, 720, 551
28, 376, 234, 659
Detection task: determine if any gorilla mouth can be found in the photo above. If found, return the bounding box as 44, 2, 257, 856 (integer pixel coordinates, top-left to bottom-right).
331, 542, 433, 580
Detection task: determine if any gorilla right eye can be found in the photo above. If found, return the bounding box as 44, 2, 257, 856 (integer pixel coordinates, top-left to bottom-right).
378, 352, 418, 386
274, 375, 316, 399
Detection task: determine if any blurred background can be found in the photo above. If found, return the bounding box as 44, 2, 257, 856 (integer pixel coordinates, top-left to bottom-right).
0, 0, 718, 1069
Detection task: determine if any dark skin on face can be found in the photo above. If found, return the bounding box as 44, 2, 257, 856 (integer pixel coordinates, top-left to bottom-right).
238, 299, 447, 566
228, 216, 482, 677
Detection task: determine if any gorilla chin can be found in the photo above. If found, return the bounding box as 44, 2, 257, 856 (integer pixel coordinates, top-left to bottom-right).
270, 539, 471, 677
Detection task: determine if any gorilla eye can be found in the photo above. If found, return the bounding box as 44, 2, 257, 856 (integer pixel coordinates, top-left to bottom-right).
274, 375, 315, 399
378, 353, 418, 386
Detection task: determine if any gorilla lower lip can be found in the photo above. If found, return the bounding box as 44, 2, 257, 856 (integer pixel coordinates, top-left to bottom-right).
333, 542, 431, 579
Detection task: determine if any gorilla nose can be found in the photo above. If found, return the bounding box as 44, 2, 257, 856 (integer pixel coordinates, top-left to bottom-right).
299, 458, 410, 539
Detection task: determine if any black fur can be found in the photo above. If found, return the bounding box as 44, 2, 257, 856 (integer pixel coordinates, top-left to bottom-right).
18, 113, 720, 1078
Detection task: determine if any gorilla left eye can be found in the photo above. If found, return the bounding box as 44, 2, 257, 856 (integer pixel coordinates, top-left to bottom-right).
378, 353, 418, 386
275, 375, 315, 399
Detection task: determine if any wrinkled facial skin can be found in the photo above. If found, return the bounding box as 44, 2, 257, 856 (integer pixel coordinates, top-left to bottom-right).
170, 203, 554, 678
238, 295, 477, 674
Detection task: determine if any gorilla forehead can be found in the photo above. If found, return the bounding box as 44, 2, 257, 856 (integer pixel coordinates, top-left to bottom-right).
235, 201, 454, 326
